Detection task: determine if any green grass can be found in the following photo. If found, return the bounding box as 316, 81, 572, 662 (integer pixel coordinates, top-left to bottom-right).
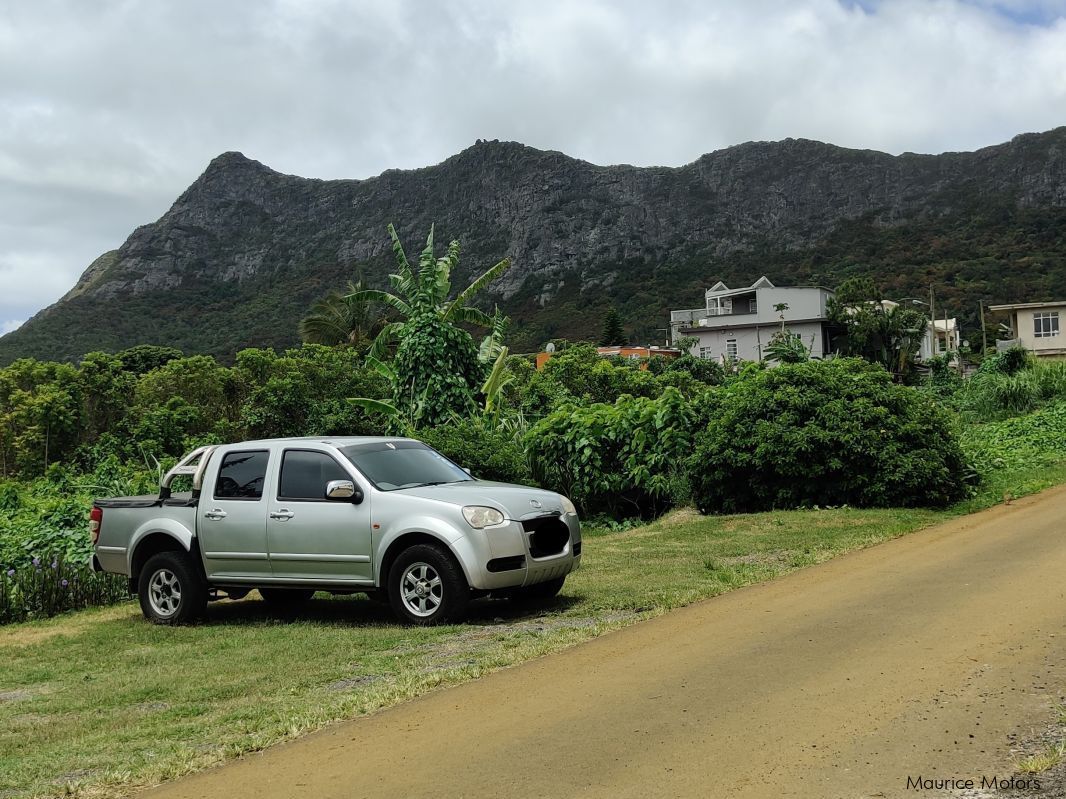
1, 458, 1063, 798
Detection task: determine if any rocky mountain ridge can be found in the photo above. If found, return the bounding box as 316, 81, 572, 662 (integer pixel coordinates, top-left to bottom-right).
4, 127, 1066, 362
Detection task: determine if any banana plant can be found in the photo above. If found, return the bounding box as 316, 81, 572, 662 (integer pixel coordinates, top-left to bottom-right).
349, 224, 510, 363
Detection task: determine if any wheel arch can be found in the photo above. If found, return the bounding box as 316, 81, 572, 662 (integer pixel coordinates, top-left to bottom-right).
130, 532, 199, 582
377, 531, 470, 588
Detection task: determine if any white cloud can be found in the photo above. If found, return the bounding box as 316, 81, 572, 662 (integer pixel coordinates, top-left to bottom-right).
1, 320, 24, 335
1, 0, 1065, 324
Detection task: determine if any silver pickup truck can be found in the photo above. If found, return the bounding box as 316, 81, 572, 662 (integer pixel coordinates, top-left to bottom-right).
90, 437, 581, 625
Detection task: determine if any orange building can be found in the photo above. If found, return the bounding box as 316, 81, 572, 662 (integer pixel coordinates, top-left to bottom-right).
535, 346, 682, 370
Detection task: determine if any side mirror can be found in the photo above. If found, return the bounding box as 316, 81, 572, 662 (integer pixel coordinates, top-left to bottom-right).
326, 479, 362, 504
463, 467, 472, 476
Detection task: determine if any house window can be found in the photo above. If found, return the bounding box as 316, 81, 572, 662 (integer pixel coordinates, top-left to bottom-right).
726, 340, 738, 361
749, 298, 758, 314
699, 346, 713, 360
1034, 312, 1060, 338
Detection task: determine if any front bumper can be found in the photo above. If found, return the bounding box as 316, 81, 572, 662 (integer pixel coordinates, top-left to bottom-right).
463, 513, 582, 591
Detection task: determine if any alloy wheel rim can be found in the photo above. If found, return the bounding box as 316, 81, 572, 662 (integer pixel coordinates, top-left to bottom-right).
400, 562, 443, 617
148, 568, 182, 618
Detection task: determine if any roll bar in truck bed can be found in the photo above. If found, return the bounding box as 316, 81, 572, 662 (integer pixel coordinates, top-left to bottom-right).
159, 445, 217, 500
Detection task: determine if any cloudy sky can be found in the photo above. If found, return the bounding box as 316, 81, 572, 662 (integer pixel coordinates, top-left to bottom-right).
2, 0, 1066, 333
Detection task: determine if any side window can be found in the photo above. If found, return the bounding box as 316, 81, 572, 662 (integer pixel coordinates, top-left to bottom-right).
214, 450, 269, 500
279, 450, 351, 501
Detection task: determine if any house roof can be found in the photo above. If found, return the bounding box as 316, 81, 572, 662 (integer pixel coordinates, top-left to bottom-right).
988, 301, 1066, 312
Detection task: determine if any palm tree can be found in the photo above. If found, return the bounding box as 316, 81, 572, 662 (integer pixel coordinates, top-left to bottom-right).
348, 224, 510, 361
298, 281, 385, 350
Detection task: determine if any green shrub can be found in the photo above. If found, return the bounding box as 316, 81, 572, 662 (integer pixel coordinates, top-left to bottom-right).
418, 418, 533, 485
525, 387, 695, 518
960, 401, 1066, 474
1, 559, 129, 624
687, 359, 969, 513
978, 346, 1033, 376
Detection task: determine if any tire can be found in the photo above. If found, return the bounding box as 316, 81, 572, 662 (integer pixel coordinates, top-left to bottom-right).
509, 576, 567, 603
388, 544, 470, 625
138, 551, 209, 625
259, 588, 316, 605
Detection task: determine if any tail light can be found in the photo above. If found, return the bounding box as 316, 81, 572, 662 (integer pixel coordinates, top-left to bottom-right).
89, 506, 103, 545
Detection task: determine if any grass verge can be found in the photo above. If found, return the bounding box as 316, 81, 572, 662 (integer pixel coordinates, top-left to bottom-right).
1, 458, 1063, 798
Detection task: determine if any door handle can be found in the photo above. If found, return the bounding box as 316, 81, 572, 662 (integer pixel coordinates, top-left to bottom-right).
270, 509, 295, 521
204, 508, 227, 520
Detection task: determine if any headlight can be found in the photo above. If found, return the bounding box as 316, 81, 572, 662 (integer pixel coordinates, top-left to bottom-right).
462, 505, 506, 529
559, 495, 577, 516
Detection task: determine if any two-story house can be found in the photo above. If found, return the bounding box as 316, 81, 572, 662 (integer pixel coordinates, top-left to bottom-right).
989, 300, 1066, 358
670, 277, 835, 362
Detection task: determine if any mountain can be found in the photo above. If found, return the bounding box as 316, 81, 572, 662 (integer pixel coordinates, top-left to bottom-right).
4, 129, 1066, 363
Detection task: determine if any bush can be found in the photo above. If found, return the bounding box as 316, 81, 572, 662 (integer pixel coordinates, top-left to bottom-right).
960, 400, 1066, 475
978, 346, 1033, 376
687, 359, 969, 513
1, 559, 129, 624
526, 387, 695, 518
418, 418, 534, 485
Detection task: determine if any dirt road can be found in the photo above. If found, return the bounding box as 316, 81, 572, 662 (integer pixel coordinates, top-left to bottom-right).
145, 488, 1066, 799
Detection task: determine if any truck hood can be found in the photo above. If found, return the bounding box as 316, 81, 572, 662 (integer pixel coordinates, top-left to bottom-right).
394, 481, 567, 520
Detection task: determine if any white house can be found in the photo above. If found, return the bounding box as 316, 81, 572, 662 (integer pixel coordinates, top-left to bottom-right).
669, 277, 835, 362
989, 300, 1066, 359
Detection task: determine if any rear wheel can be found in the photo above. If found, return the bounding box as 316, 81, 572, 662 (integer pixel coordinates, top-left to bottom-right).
259, 588, 316, 605
138, 551, 208, 625
388, 544, 469, 625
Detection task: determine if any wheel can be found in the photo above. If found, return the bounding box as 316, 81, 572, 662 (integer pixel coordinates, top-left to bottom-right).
138, 551, 208, 625
259, 588, 316, 605
388, 544, 469, 625
509, 576, 567, 603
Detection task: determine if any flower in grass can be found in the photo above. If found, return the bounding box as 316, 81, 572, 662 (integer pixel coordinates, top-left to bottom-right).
61, 579, 69, 587
32, 557, 40, 568
5, 569, 13, 577
51, 560, 58, 570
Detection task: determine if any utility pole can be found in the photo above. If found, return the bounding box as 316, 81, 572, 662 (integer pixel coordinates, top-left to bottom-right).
979, 300, 987, 356
928, 285, 936, 360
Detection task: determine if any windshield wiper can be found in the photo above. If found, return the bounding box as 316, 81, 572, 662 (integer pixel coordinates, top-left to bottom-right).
402, 480, 457, 489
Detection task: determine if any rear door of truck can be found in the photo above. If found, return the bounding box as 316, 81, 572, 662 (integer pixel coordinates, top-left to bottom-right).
197, 447, 273, 580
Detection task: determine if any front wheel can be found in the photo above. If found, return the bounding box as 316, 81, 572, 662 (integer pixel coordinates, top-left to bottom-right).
138, 551, 208, 625
388, 544, 469, 625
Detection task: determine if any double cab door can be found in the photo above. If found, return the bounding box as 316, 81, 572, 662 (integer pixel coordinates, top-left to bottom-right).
198, 446, 372, 583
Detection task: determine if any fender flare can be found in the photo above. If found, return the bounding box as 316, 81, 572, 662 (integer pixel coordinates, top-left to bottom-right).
127, 518, 195, 574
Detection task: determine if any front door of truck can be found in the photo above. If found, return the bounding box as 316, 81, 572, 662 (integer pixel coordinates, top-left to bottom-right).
198, 449, 271, 579
265, 449, 374, 583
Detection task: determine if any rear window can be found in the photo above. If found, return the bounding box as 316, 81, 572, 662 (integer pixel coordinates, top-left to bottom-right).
214, 450, 269, 500
278, 450, 352, 501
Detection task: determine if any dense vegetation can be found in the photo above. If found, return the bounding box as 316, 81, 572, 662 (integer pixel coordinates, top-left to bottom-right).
4, 223, 1066, 624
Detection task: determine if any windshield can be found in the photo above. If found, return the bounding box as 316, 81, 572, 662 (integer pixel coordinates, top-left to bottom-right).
339, 441, 473, 491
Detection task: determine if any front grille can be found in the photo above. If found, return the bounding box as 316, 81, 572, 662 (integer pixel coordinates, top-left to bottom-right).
522, 515, 571, 558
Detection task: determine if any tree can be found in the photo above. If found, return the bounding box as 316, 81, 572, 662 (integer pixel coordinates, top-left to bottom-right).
600, 307, 626, 346
827, 277, 928, 377
298, 281, 386, 350
348, 224, 511, 428
764, 331, 809, 364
